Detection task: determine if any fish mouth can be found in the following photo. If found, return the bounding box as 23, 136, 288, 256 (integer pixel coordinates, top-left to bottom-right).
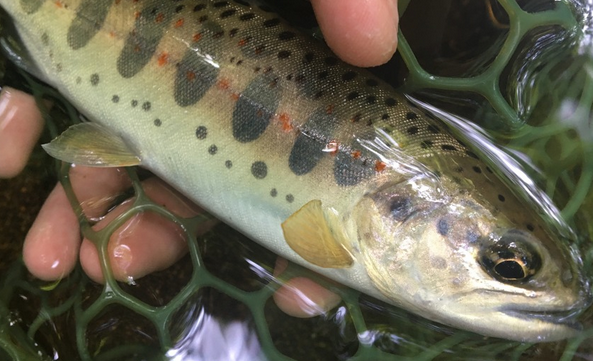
500, 307, 584, 329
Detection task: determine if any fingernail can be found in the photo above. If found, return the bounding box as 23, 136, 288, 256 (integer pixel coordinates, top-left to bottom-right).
0, 88, 18, 132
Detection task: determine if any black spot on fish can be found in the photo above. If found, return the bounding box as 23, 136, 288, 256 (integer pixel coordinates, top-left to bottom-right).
466, 150, 479, 159
175, 5, 185, 13
498, 194, 506, 202
220, 9, 237, 18
303, 52, 315, 64
441, 144, 457, 151
142, 102, 151, 111
131, 100, 138, 107
385, 97, 397, 107
407, 126, 419, 135
526, 223, 535, 232
342, 71, 357, 81
420, 140, 434, 149
193, 4, 206, 12
270, 188, 277, 197
366, 95, 377, 105
154, 119, 162, 127
112, 95, 120, 103
389, 197, 413, 222
41, 33, 49, 46
208, 145, 218, 155
117, 2, 175, 78
286, 194, 294, 203
251, 161, 268, 179
317, 71, 329, 80
196, 126, 208, 139
346, 92, 359, 101
278, 50, 291, 59
279, 31, 296, 40
437, 218, 450, 236
225, 160, 233, 169
406, 112, 418, 120
240, 13, 256, 21
234, 0, 250, 6
213, 1, 229, 8
472, 166, 482, 173
90, 73, 100, 86
67, 0, 112, 50
264, 18, 281, 27
232, 73, 281, 142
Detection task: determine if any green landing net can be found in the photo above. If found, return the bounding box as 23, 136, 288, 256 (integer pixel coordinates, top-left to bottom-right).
1, 0, 592, 360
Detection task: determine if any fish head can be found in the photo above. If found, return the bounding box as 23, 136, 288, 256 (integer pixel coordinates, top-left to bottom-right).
350, 174, 590, 342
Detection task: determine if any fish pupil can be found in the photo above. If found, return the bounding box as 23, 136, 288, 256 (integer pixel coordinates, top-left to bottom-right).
494, 259, 526, 280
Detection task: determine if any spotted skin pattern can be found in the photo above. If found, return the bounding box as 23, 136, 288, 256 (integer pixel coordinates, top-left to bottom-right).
7, 0, 545, 280
2, 0, 586, 342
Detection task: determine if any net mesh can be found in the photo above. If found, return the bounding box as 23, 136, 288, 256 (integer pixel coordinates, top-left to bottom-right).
1, 0, 592, 360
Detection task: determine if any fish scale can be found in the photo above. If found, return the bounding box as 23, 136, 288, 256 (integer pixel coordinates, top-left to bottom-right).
1, 0, 589, 342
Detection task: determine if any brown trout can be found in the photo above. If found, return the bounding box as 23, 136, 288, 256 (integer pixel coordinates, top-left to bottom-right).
0, 0, 589, 341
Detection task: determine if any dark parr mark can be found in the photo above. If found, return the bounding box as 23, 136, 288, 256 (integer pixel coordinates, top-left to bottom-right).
232, 73, 281, 142
117, 2, 175, 78
251, 161, 268, 179
288, 110, 336, 175
174, 21, 223, 106
68, 0, 112, 50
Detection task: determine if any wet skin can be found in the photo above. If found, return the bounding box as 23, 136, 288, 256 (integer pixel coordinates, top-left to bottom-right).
0, 0, 398, 318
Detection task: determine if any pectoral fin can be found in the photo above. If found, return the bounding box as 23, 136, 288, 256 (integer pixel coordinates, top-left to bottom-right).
42, 123, 141, 167
281, 200, 354, 268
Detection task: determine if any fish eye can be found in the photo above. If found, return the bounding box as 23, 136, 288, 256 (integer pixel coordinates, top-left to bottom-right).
389, 196, 414, 222
479, 230, 542, 283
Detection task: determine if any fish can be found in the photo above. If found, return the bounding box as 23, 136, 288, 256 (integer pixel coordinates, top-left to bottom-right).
0, 0, 589, 342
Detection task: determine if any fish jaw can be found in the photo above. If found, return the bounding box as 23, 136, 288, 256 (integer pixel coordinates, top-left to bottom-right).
349, 174, 590, 341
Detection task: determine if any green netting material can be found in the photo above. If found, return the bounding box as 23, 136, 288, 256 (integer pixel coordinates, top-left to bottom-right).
1, 0, 593, 360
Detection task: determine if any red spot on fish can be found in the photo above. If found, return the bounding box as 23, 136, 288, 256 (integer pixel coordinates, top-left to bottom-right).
351, 150, 361, 159
257, 109, 264, 118
157, 52, 169, 67
186, 71, 196, 81
193, 33, 202, 42
238, 38, 249, 47
278, 113, 293, 132
115, 0, 121, 4
134, 45, 141, 53
155, 13, 165, 23
375, 160, 387, 172
109, 31, 116, 38
134, 11, 141, 20
175, 18, 185, 28
326, 105, 334, 114
231, 93, 240, 101
54, 1, 63, 8
217, 78, 231, 90
324, 141, 339, 155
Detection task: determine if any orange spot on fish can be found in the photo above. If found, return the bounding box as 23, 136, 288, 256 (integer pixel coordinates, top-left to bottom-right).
217, 78, 231, 90
54, 1, 63, 7
375, 160, 387, 172
326, 105, 334, 114
324, 141, 339, 155
134, 45, 141, 53
134, 11, 141, 20
278, 113, 293, 132
351, 150, 361, 159
109, 31, 116, 38
157, 52, 169, 67
186, 71, 196, 81
238, 38, 249, 47
175, 18, 185, 28
155, 13, 165, 23
231, 93, 240, 101
193, 33, 202, 42
115, 0, 121, 4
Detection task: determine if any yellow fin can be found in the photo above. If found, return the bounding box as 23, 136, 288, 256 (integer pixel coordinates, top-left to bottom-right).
281, 200, 354, 268
42, 123, 141, 167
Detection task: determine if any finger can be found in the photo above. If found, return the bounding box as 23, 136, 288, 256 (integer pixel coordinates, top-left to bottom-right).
0, 87, 45, 178
80, 177, 218, 283
311, 0, 399, 67
273, 258, 342, 318
23, 184, 81, 281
